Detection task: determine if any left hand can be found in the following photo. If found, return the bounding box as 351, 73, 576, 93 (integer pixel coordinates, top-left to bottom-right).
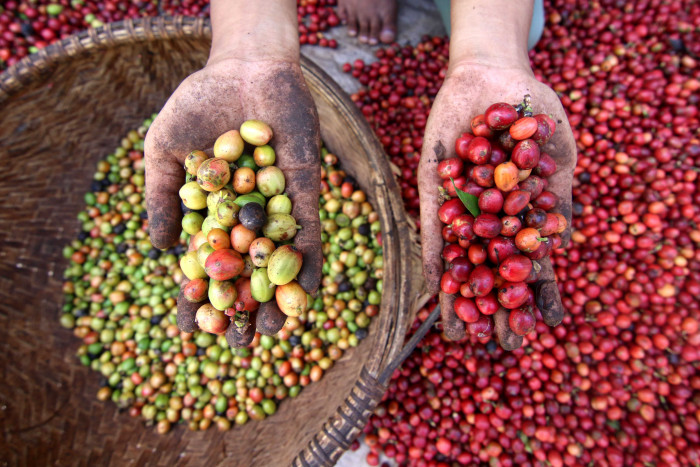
144, 57, 323, 331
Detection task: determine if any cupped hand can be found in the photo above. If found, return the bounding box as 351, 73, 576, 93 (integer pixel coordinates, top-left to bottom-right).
418, 61, 576, 350
144, 57, 322, 332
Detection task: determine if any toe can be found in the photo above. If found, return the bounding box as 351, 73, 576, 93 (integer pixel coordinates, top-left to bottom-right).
379, 26, 396, 44
337, 4, 348, 24
368, 17, 381, 45
346, 8, 358, 36
358, 16, 371, 43
378, 0, 397, 43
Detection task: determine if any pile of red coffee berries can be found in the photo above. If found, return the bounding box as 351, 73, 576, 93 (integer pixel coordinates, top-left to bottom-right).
350, 0, 699, 464
437, 98, 567, 340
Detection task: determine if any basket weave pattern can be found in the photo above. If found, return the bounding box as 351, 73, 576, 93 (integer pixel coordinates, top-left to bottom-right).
0, 17, 428, 466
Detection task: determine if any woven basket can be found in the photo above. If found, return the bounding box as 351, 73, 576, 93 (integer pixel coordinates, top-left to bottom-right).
0, 17, 434, 466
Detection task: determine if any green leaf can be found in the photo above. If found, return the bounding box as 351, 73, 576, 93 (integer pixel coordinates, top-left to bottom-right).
450, 178, 480, 217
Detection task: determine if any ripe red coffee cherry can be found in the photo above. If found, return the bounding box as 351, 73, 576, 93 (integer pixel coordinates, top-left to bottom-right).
500, 216, 522, 236
449, 257, 474, 282
442, 176, 467, 197
509, 117, 538, 140
471, 114, 494, 138
489, 145, 508, 166
452, 214, 476, 241
484, 102, 519, 130
466, 136, 492, 165
467, 315, 494, 337
534, 152, 557, 177
467, 244, 488, 265
509, 306, 536, 336
533, 191, 558, 210
437, 157, 464, 180
468, 264, 495, 297
538, 213, 560, 236
478, 188, 504, 214
442, 225, 458, 243
476, 292, 499, 315
438, 198, 466, 224
499, 255, 533, 282
460, 282, 475, 298
454, 297, 480, 323
519, 176, 546, 199
455, 133, 475, 160
532, 114, 556, 146
511, 139, 541, 170
440, 271, 461, 295
487, 236, 519, 264
498, 282, 530, 309
442, 243, 466, 263
472, 164, 495, 187
503, 190, 532, 216
473, 214, 502, 238
524, 238, 552, 260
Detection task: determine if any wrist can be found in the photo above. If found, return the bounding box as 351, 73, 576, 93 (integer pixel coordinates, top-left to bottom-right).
209, 0, 300, 65
448, 0, 534, 73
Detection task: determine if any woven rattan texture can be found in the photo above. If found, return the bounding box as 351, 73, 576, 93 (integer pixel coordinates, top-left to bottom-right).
0, 17, 424, 466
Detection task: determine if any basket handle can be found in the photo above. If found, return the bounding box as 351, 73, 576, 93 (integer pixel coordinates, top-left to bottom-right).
378, 304, 440, 385
292, 305, 440, 467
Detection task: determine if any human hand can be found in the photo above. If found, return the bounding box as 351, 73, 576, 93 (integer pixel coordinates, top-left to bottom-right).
144, 57, 322, 332
417, 61, 576, 350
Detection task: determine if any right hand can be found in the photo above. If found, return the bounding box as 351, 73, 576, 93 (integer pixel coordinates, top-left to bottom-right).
417, 60, 576, 350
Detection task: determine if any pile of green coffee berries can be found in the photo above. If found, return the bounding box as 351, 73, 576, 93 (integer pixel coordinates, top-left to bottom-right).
179, 121, 308, 347
59, 116, 383, 433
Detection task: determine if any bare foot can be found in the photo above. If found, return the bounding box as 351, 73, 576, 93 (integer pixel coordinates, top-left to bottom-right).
337, 0, 397, 45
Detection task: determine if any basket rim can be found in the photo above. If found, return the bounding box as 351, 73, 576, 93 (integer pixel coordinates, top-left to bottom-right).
0, 16, 212, 104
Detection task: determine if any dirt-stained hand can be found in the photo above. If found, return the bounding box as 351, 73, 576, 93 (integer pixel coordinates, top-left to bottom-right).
418, 62, 576, 350
144, 58, 322, 332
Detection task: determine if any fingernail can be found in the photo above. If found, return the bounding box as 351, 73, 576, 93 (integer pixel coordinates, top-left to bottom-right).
535, 281, 557, 309
535, 280, 564, 326
380, 28, 396, 44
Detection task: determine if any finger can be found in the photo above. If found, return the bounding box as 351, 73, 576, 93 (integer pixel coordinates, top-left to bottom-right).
357, 16, 371, 43
368, 16, 381, 45
144, 125, 188, 250
281, 165, 322, 294
378, 2, 398, 44
439, 292, 466, 341
418, 140, 447, 294
337, 4, 347, 24
541, 104, 576, 247
177, 278, 200, 333
226, 311, 257, 348
493, 307, 523, 351
534, 257, 564, 326
269, 75, 322, 294
346, 9, 358, 37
